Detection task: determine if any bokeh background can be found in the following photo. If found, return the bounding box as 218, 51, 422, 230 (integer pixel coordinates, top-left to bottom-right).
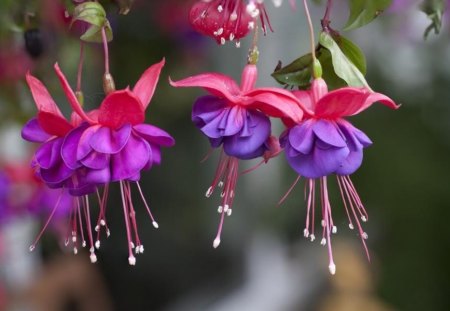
1, 1, 450, 310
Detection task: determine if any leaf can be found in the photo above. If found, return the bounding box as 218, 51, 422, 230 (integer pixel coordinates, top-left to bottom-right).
271, 53, 313, 89
420, 0, 445, 39
71, 2, 107, 28
318, 49, 347, 90
319, 32, 369, 88
80, 22, 113, 43
334, 35, 367, 75
344, 0, 392, 31
271, 33, 368, 90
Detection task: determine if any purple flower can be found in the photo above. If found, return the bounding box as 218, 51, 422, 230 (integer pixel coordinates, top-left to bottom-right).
282, 118, 373, 178
171, 64, 305, 248
280, 78, 399, 274
22, 60, 174, 265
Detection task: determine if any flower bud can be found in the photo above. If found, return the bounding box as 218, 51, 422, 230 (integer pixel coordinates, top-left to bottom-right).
103, 73, 116, 95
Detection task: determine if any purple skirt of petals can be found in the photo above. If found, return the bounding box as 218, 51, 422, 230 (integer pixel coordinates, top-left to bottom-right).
61, 122, 174, 190
282, 119, 372, 179
35, 137, 74, 185
192, 95, 271, 160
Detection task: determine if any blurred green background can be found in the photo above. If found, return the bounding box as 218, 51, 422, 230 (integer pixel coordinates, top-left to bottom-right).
0, 1, 449, 310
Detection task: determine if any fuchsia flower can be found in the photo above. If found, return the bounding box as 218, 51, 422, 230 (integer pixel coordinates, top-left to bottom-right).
281, 78, 399, 274
22, 60, 174, 265
171, 63, 305, 248
189, 0, 274, 46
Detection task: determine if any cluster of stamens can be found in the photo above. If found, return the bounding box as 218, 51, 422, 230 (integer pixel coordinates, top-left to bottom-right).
204, 153, 239, 248
280, 175, 370, 275
29, 181, 159, 266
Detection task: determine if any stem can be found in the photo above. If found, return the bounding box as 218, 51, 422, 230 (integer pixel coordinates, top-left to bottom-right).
321, 0, 333, 31
76, 42, 85, 93
303, 0, 316, 63
248, 26, 260, 65
101, 27, 110, 74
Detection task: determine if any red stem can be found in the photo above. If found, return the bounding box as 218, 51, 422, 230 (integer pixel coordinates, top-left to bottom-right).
101, 27, 110, 74
76, 42, 85, 93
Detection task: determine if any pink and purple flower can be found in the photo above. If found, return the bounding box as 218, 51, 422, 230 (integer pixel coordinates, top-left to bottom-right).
22, 60, 174, 265
281, 78, 399, 274
171, 63, 305, 247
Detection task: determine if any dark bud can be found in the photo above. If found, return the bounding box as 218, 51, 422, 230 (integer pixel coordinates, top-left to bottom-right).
24, 28, 44, 59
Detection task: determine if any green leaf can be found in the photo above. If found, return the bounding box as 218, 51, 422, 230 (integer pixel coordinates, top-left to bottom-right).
72, 2, 107, 28
80, 22, 113, 43
271, 53, 313, 89
334, 35, 367, 75
344, 0, 392, 31
420, 0, 445, 39
319, 32, 369, 88
317, 49, 347, 90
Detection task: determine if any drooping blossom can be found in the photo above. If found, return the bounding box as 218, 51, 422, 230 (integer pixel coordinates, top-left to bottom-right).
280, 78, 399, 274
189, 0, 274, 46
171, 63, 305, 248
22, 60, 174, 265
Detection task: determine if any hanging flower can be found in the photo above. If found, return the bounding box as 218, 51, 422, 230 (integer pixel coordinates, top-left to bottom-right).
22, 60, 174, 265
280, 78, 399, 274
171, 63, 305, 248
189, 0, 274, 46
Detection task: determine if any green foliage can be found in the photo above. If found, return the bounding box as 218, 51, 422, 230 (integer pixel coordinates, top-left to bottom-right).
319, 32, 369, 87
71, 2, 113, 43
421, 0, 445, 39
272, 33, 368, 90
271, 53, 313, 89
344, 0, 392, 31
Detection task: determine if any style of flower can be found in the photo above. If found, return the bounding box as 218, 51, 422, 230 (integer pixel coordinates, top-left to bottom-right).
171, 63, 305, 248
189, 0, 274, 46
280, 78, 399, 274
22, 60, 174, 265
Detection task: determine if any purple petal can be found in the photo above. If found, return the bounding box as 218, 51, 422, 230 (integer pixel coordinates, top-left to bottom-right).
67, 167, 110, 195
221, 106, 245, 136
110, 135, 151, 181
81, 167, 111, 185
223, 110, 271, 160
335, 148, 364, 175
209, 137, 223, 148
285, 144, 350, 178
199, 109, 228, 139
192, 95, 226, 127
35, 138, 63, 169
288, 120, 315, 154
22, 118, 51, 143
147, 143, 162, 167
133, 124, 175, 147
192, 96, 240, 139
62, 124, 88, 169
128, 173, 141, 181
334, 120, 372, 175
336, 119, 372, 150
76, 125, 99, 160
40, 157, 73, 184
312, 120, 347, 148
89, 124, 132, 154
81, 151, 110, 169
